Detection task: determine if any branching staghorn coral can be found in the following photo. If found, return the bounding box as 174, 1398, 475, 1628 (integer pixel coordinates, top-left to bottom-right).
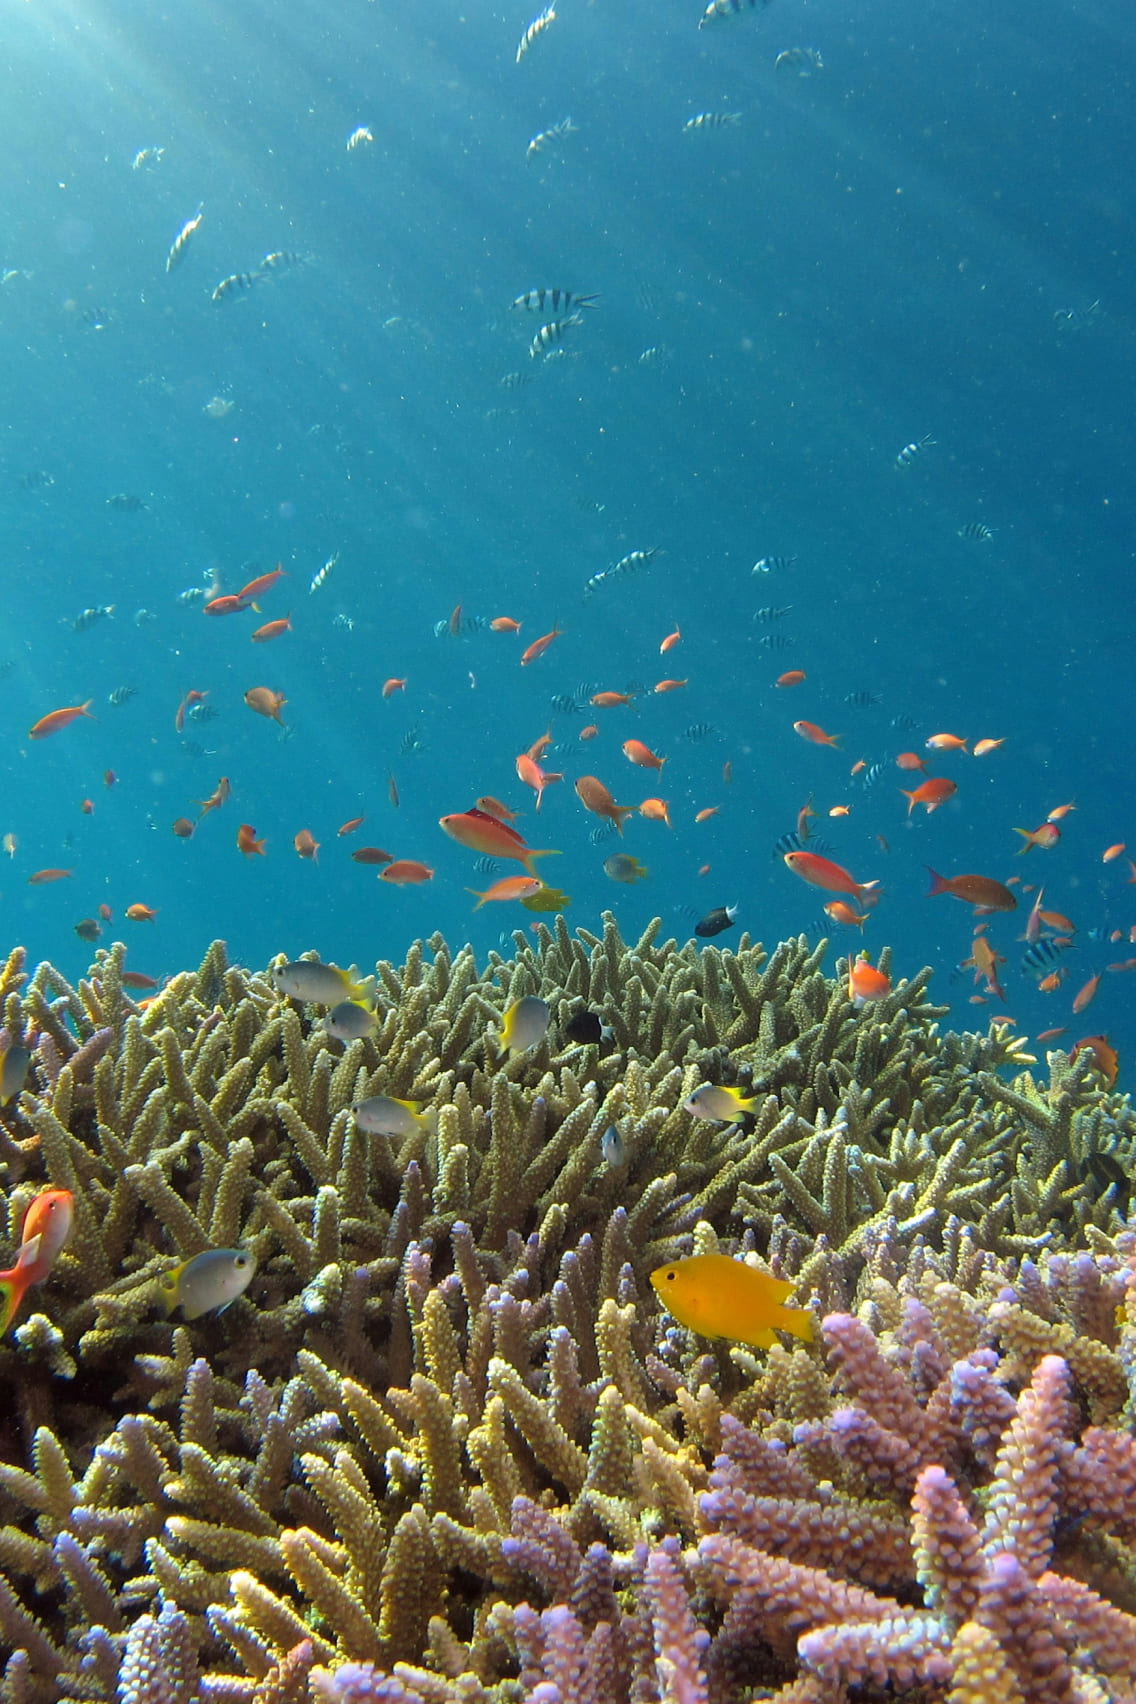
0, 921, 1133, 1700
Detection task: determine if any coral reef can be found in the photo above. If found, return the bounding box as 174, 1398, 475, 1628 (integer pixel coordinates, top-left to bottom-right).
0, 919, 1132, 1701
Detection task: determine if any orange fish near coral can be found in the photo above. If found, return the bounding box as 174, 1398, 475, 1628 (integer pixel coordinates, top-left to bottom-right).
964, 936, 1006, 1001
244, 687, 286, 725
0, 1189, 74, 1336
824, 900, 868, 929
574, 776, 635, 836
440, 808, 557, 874
125, 903, 157, 921
28, 702, 95, 740
466, 875, 544, 908
1069, 1034, 1118, 1088
847, 956, 890, 1006
1071, 973, 1101, 1015
237, 824, 266, 856
784, 851, 879, 904
650, 1254, 813, 1350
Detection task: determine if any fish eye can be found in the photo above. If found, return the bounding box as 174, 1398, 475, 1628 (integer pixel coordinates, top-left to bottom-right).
664, 1270, 677, 1282
234, 1254, 249, 1268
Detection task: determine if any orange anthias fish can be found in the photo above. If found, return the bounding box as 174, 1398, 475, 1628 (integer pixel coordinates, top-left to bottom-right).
1071, 973, 1101, 1016
623, 739, 665, 770
650, 1253, 813, 1350
824, 900, 868, 929
199, 777, 232, 816
925, 733, 968, 752
783, 850, 879, 904
574, 776, 635, 835
440, 807, 558, 874
466, 875, 544, 909
204, 594, 247, 616
28, 869, 74, 884
125, 903, 158, 921
591, 691, 634, 708
776, 670, 806, 687
490, 616, 522, 633
28, 702, 95, 740
476, 796, 520, 823
847, 956, 890, 1006
793, 720, 840, 748
251, 615, 292, 643
660, 626, 681, 653
0, 1189, 74, 1335
902, 777, 958, 815
294, 830, 319, 862
1013, 822, 1061, 854
973, 738, 1005, 757
379, 860, 434, 884
520, 626, 562, 665
516, 753, 563, 811
237, 824, 266, 856
639, 797, 672, 827
895, 751, 927, 773
244, 687, 287, 724
1102, 842, 1126, 863
964, 936, 1006, 1000
1069, 1034, 1118, 1088
236, 564, 287, 605
925, 868, 1017, 911
382, 678, 407, 698
175, 688, 208, 732
338, 816, 365, 836
654, 679, 687, 694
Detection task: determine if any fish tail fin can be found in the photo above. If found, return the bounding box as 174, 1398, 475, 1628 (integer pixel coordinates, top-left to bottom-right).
466, 888, 487, 909
614, 805, 636, 834
1011, 828, 1033, 854
521, 848, 560, 876
0, 1274, 25, 1337
901, 789, 916, 815
924, 865, 949, 897
780, 1304, 815, 1343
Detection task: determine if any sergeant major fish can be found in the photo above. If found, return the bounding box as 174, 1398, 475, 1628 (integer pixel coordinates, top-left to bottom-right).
166, 210, 203, 272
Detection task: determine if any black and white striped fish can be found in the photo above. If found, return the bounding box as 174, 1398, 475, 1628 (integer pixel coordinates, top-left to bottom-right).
512, 287, 598, 313
516, 5, 555, 62
529, 314, 583, 359
683, 112, 742, 132
166, 211, 203, 272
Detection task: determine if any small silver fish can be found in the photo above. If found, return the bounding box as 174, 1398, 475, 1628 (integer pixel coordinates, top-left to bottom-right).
498, 995, 551, 1054
310, 551, 339, 594
324, 1000, 377, 1043
272, 960, 371, 1004
158, 1248, 256, 1319
895, 434, 935, 469
683, 1083, 759, 1123
683, 112, 742, 132
0, 1045, 33, 1107
353, 1095, 434, 1138
601, 1124, 626, 1168
166, 210, 203, 273
516, 5, 555, 63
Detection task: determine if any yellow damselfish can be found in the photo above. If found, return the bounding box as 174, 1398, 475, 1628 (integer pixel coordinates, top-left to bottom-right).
650, 1253, 814, 1350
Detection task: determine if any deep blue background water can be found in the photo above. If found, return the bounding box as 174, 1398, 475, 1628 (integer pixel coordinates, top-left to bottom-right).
2, 0, 1133, 1072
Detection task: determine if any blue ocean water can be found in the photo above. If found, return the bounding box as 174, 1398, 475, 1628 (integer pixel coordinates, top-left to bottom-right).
2, 0, 1133, 1071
